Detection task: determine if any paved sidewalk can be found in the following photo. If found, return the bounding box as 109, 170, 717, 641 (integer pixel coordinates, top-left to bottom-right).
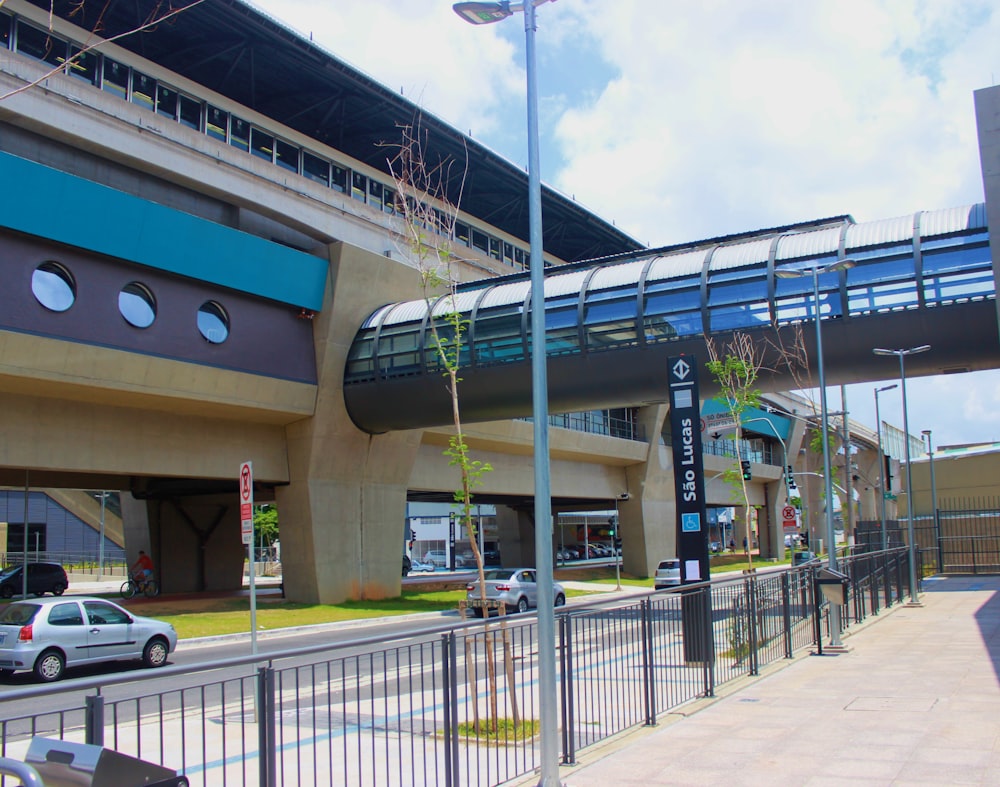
536, 575, 1000, 786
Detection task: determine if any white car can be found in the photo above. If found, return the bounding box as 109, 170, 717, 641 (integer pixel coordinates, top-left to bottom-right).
654, 559, 681, 589
466, 569, 566, 617
0, 596, 177, 682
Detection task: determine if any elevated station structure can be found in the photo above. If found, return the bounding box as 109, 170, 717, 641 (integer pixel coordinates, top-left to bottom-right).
0, 0, 997, 602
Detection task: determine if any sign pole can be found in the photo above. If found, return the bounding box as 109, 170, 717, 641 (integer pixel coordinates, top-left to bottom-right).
668, 356, 712, 663
240, 461, 257, 655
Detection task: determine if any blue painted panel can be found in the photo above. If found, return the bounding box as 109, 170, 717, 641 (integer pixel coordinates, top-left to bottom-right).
0, 151, 327, 311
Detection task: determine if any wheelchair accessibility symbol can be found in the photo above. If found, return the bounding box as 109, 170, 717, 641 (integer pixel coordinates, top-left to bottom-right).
682, 513, 701, 532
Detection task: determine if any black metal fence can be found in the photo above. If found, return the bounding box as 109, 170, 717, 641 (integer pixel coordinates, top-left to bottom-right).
0, 549, 910, 787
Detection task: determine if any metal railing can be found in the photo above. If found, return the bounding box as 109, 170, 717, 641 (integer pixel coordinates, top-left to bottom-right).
0, 552, 128, 576
0, 548, 910, 786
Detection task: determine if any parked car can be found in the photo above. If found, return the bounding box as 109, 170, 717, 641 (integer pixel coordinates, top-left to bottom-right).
482, 547, 502, 566
792, 551, 819, 566
466, 568, 566, 617
0, 596, 177, 682
409, 558, 436, 572
0, 563, 68, 599
423, 550, 448, 568
709, 541, 722, 554
562, 546, 581, 560
654, 559, 681, 589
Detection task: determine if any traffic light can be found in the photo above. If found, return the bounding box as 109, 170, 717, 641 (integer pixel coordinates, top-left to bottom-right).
741, 460, 752, 480
786, 465, 795, 486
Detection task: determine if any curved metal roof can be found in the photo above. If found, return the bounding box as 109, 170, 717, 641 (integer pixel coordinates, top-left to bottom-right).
29, 0, 643, 264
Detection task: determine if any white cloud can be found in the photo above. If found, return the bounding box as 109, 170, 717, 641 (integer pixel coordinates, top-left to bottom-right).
549, 0, 996, 244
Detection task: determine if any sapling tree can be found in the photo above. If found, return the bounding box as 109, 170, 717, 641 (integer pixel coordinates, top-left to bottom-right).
383, 120, 527, 735
706, 332, 763, 573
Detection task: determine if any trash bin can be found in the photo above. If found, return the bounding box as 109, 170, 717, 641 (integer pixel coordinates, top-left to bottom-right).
815, 567, 850, 606
24, 737, 184, 787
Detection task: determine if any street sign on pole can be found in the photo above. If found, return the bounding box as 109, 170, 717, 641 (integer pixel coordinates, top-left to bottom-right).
782, 505, 796, 522
239, 461, 257, 654
240, 462, 254, 545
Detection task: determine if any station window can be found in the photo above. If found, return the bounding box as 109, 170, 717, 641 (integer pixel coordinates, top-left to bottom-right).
101, 57, 129, 100
197, 301, 229, 344
15, 21, 65, 68
156, 84, 178, 120
118, 282, 157, 329
178, 94, 201, 130
302, 151, 330, 186
454, 221, 470, 247
330, 164, 348, 194
383, 187, 397, 215
471, 228, 489, 254
352, 172, 367, 202
206, 105, 228, 142
274, 138, 299, 173
503, 242, 514, 265
131, 71, 156, 111
67, 46, 97, 84
230, 117, 250, 152
367, 179, 383, 210
31, 261, 76, 313
250, 128, 274, 162
0, 14, 10, 49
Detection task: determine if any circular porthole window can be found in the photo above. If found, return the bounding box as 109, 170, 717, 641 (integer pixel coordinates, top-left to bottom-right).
31, 261, 76, 312
119, 282, 157, 328
197, 300, 229, 344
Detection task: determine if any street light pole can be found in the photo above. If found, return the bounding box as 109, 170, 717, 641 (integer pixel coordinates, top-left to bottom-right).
874, 384, 897, 551
775, 259, 854, 647
873, 345, 930, 603
453, 3, 558, 783
98, 491, 107, 582
922, 429, 939, 571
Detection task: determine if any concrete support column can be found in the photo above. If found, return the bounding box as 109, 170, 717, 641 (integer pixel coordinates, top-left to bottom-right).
496, 506, 534, 567
618, 404, 674, 578
280, 242, 425, 603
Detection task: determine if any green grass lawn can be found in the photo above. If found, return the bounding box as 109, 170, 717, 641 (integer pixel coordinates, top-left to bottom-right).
146, 586, 596, 640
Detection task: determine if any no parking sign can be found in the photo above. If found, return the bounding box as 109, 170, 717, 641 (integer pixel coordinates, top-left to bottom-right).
240, 461, 253, 545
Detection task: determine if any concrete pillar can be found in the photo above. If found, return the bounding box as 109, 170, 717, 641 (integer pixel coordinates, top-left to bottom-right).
496, 506, 534, 567
142, 493, 243, 593
279, 242, 425, 603
618, 404, 674, 578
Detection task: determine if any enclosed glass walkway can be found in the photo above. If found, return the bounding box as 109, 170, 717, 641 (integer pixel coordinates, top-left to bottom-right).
344, 204, 995, 434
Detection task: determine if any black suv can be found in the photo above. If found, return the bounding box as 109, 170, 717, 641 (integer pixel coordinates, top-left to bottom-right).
0, 563, 69, 598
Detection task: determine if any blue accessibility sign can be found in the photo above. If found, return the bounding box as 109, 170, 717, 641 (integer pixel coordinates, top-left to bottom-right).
681, 512, 701, 532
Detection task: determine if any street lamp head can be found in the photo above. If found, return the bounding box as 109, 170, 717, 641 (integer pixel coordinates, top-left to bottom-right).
873, 344, 931, 357
921, 429, 931, 436
453, 1, 513, 24
875, 383, 898, 394
774, 258, 855, 279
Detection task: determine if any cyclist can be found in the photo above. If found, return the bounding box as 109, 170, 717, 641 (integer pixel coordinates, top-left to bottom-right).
131, 550, 154, 588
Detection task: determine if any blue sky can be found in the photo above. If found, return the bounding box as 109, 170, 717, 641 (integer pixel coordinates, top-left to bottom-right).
251, 0, 1000, 449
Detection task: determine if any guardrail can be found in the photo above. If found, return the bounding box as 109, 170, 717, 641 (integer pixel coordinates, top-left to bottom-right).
0, 548, 910, 786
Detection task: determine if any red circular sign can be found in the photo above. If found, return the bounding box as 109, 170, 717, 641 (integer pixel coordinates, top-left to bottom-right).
240, 463, 252, 502
782, 505, 796, 521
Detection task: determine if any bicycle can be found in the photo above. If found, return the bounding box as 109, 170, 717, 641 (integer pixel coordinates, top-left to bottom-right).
120, 575, 160, 599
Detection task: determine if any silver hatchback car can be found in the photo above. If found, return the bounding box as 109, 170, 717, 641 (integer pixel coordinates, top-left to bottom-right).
0, 596, 178, 682
466, 568, 566, 617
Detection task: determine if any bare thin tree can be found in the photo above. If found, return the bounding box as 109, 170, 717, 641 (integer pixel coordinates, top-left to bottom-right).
0, 1, 207, 103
